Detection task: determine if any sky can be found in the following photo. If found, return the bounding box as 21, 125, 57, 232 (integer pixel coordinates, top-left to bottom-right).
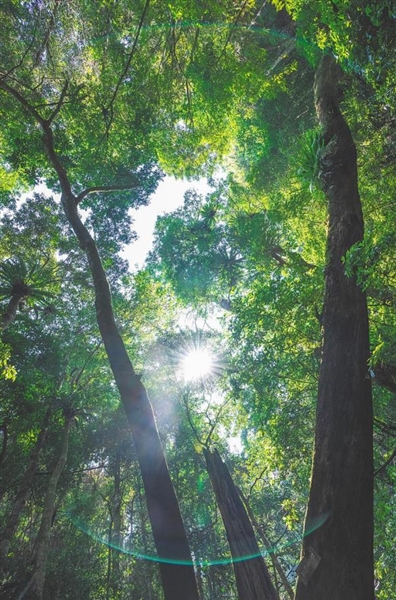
121, 176, 212, 271
25, 176, 211, 272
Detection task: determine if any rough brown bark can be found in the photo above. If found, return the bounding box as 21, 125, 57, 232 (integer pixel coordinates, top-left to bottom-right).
18, 415, 72, 600
295, 55, 374, 600
0, 407, 52, 568
204, 448, 277, 600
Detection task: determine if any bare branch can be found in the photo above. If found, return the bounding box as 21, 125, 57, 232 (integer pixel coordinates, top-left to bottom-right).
103, 0, 150, 137
217, 0, 250, 63
181, 393, 205, 448
47, 80, 69, 124
0, 81, 72, 197
75, 181, 140, 205
0, 34, 38, 82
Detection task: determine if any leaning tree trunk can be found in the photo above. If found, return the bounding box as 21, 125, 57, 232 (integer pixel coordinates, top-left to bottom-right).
295, 55, 374, 600
204, 448, 277, 600
41, 122, 199, 598
60, 193, 199, 600
0, 406, 52, 568
0, 77, 200, 600
18, 414, 72, 600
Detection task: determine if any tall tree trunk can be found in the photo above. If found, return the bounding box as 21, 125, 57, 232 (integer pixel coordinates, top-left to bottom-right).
108, 449, 122, 599
204, 448, 277, 600
1, 76, 200, 599
295, 55, 374, 600
60, 189, 199, 600
0, 76, 200, 600
18, 415, 72, 600
0, 407, 52, 569
0, 421, 7, 468
40, 118, 199, 598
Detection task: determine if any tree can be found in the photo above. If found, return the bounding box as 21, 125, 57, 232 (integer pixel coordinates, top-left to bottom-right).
0, 406, 52, 567
0, 257, 57, 331
204, 447, 277, 600
0, 3, 201, 596
18, 409, 74, 600
1, 1, 396, 597
294, 54, 373, 600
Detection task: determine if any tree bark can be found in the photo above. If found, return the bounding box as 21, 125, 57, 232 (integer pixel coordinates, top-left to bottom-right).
107, 448, 122, 599
295, 55, 374, 600
1, 293, 24, 331
0, 407, 52, 568
18, 415, 72, 600
204, 448, 277, 600
0, 421, 8, 470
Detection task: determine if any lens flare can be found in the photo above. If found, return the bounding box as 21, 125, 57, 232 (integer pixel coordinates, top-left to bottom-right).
63, 510, 330, 567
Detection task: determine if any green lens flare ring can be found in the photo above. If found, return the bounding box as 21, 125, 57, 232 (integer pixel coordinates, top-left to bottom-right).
63, 509, 330, 567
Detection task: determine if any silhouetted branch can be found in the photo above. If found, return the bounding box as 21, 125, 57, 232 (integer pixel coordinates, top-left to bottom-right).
75, 182, 140, 205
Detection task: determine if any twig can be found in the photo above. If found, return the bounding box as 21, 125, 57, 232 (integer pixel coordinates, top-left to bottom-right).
103, 0, 150, 137
47, 80, 69, 124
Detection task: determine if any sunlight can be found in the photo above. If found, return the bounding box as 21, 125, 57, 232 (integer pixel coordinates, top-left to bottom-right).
181, 348, 214, 381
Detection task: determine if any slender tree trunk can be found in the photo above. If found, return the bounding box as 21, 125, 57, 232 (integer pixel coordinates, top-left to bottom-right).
110, 449, 122, 597
18, 415, 72, 600
41, 121, 199, 598
0, 421, 9, 500
60, 189, 199, 599
0, 407, 52, 569
1, 76, 201, 600
237, 488, 294, 600
204, 448, 277, 600
295, 55, 374, 600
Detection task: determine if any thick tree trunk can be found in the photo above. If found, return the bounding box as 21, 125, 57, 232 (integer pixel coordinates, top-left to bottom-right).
18, 415, 72, 600
204, 448, 277, 600
0, 407, 52, 568
295, 55, 374, 600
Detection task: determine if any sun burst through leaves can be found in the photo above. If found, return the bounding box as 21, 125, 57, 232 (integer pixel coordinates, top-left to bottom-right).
181, 347, 214, 382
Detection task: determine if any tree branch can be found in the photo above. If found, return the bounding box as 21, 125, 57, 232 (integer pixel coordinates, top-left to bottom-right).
0, 79, 73, 198
103, 0, 150, 137
47, 80, 69, 124
75, 182, 140, 205
0, 78, 45, 124
374, 447, 396, 477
